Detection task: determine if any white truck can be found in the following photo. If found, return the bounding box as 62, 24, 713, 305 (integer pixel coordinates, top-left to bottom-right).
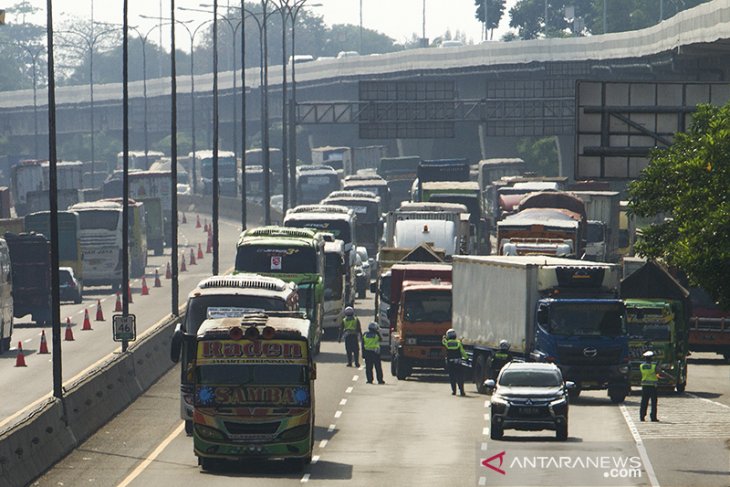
452, 255, 630, 402
571, 191, 621, 262
382, 202, 471, 257
10, 160, 45, 216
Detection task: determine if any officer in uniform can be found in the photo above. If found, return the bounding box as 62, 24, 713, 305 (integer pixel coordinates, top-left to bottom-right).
339, 306, 361, 367
639, 350, 660, 422
443, 328, 468, 396
488, 339, 513, 379
362, 322, 385, 384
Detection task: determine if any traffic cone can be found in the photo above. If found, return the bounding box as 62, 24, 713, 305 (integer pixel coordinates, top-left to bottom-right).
196, 214, 201, 228
197, 243, 204, 260
180, 254, 187, 272
114, 292, 122, 312
207, 224, 212, 237
82, 309, 92, 331
204, 219, 209, 233
165, 262, 172, 279
128, 284, 134, 304
15, 342, 27, 367
189, 248, 197, 265
206, 234, 212, 254
154, 269, 162, 288
95, 299, 105, 321
141, 277, 149, 296
182, 212, 187, 224
65, 318, 75, 341
39, 330, 49, 354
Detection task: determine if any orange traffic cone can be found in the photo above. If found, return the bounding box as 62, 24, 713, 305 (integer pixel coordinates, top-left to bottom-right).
141, 277, 149, 296
65, 318, 75, 341
207, 224, 212, 237
165, 262, 172, 279
206, 234, 213, 254
154, 269, 162, 288
95, 299, 105, 321
39, 330, 50, 354
196, 214, 201, 228
115, 292, 122, 312
180, 254, 187, 272
197, 243, 204, 260
82, 309, 92, 331
128, 284, 134, 304
15, 342, 27, 367
189, 248, 197, 265
182, 212, 187, 224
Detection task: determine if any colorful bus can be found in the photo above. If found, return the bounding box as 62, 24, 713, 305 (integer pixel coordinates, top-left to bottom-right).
191, 314, 316, 470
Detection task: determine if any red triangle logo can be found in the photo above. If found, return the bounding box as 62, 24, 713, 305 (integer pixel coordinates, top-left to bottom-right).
482, 450, 507, 475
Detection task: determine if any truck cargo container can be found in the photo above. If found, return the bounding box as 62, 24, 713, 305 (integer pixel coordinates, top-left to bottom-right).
452, 255, 629, 402
5, 232, 51, 325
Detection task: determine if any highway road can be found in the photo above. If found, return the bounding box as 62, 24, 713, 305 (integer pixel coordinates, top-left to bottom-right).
34, 295, 730, 487
0, 212, 243, 427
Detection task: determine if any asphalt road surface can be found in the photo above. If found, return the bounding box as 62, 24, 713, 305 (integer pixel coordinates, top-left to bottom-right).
33, 296, 730, 487
0, 213, 242, 428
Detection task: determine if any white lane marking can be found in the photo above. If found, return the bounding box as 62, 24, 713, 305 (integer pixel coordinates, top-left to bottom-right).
301, 473, 311, 483
352, 375, 359, 381
339, 399, 347, 406
478, 477, 487, 486
334, 410, 342, 419
482, 427, 490, 436
318, 439, 328, 448
483, 413, 490, 421
345, 386, 353, 394
311, 455, 320, 465
116, 421, 185, 487
24, 339, 32, 343
327, 424, 336, 433
619, 404, 660, 487
686, 392, 730, 410
484, 400, 490, 408
481, 442, 488, 451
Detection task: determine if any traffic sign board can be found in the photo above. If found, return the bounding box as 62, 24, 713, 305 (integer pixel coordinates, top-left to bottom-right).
112, 314, 137, 342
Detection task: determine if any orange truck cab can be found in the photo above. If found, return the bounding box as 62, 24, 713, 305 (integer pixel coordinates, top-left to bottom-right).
388, 263, 452, 380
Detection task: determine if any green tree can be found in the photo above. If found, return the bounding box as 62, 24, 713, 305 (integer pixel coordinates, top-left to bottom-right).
321, 24, 400, 56
516, 136, 559, 176
473, 0, 506, 39
628, 103, 730, 308
0, 2, 46, 91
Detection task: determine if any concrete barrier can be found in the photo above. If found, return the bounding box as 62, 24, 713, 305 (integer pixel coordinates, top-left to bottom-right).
0, 312, 184, 487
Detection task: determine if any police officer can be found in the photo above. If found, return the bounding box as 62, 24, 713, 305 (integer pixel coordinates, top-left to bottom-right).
362, 322, 385, 384
488, 340, 513, 378
443, 328, 467, 396
639, 350, 660, 422
339, 306, 361, 367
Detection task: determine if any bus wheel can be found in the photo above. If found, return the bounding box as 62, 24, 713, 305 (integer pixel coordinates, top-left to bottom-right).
199, 457, 215, 471
676, 381, 686, 393
184, 420, 193, 436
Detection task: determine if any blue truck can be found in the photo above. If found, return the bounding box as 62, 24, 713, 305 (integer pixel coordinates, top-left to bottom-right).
452, 255, 630, 403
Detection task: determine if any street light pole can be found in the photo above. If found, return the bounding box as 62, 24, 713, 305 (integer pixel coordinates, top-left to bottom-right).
212, 0, 220, 275
241, 0, 247, 230
122, 0, 130, 353
261, 0, 271, 225
170, 0, 179, 316
276, 0, 290, 213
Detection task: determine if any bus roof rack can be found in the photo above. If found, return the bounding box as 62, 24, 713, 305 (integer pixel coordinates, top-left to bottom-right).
287, 204, 353, 215
244, 226, 319, 239
197, 274, 292, 292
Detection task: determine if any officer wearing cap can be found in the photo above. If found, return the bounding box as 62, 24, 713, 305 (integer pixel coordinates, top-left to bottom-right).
362, 322, 385, 384
443, 328, 468, 396
639, 350, 660, 422
339, 306, 361, 367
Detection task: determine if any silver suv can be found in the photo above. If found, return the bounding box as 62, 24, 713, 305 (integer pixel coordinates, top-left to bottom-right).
485, 362, 574, 441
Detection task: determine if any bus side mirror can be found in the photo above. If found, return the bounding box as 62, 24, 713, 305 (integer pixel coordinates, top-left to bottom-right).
170, 322, 183, 363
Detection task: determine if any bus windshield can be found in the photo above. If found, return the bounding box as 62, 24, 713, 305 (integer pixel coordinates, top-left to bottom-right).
298, 175, 340, 203
402, 290, 451, 323
185, 294, 288, 335
547, 303, 626, 337
285, 219, 352, 244
201, 157, 237, 178
236, 245, 317, 274
77, 210, 120, 231
196, 364, 308, 386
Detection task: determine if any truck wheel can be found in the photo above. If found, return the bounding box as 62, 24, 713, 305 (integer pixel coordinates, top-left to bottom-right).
556, 422, 568, 441
609, 393, 626, 404
474, 355, 488, 394
723, 353, 730, 363
568, 388, 581, 399
390, 355, 397, 376
676, 381, 686, 393
396, 355, 409, 380
199, 457, 216, 471
490, 422, 503, 440
0, 336, 8, 353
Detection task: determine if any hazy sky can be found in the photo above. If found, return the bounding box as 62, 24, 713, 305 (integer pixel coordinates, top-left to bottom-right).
15, 0, 518, 49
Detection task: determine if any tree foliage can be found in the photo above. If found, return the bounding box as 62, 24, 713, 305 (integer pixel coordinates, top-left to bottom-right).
516, 136, 559, 176
473, 0, 507, 39
628, 103, 730, 308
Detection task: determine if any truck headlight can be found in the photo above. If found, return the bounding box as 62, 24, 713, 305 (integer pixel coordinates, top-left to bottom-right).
195, 424, 225, 441
405, 338, 417, 345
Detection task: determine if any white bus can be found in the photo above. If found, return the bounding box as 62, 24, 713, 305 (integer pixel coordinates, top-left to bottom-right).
323, 239, 346, 333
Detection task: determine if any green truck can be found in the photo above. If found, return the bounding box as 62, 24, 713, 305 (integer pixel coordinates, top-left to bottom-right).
621, 261, 690, 393
235, 226, 325, 353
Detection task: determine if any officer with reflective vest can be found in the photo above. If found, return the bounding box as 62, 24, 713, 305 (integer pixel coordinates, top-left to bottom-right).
362, 322, 385, 384
639, 350, 660, 422
339, 306, 361, 367
443, 328, 468, 396
488, 340, 513, 378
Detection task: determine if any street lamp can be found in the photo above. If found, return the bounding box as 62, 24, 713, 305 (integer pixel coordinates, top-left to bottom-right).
141, 14, 209, 195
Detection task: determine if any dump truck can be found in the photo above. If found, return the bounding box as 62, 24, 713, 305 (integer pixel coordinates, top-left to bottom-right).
452, 255, 630, 402
389, 263, 452, 379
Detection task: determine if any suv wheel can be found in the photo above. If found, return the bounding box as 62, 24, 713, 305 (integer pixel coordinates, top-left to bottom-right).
609, 393, 626, 404
490, 422, 503, 440
556, 422, 568, 441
